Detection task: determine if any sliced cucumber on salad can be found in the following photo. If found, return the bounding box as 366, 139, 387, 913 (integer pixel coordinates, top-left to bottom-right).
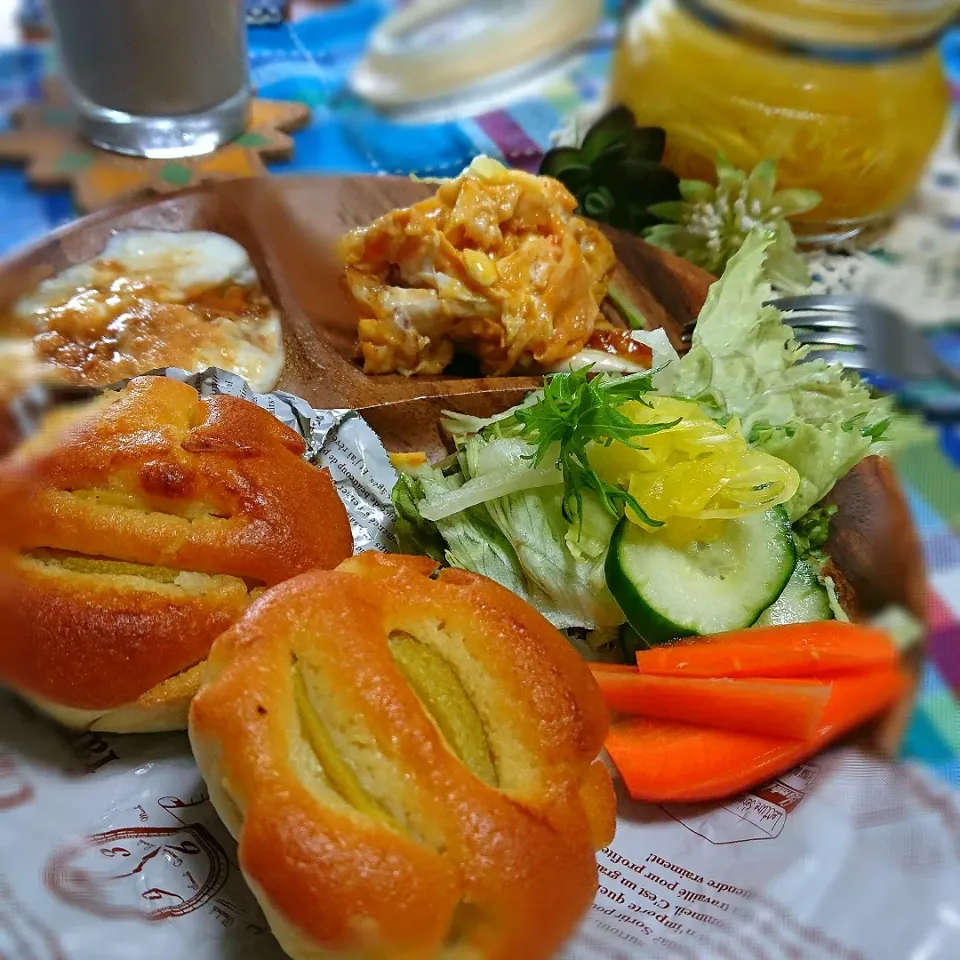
606, 506, 796, 647
754, 560, 832, 626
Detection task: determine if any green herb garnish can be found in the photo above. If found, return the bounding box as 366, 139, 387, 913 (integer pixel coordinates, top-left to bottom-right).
514, 366, 678, 532
862, 417, 893, 442
792, 503, 838, 563
607, 278, 648, 330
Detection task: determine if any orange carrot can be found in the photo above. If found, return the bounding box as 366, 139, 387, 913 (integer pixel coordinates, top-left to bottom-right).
590, 667, 831, 740
605, 667, 907, 803
634, 622, 898, 679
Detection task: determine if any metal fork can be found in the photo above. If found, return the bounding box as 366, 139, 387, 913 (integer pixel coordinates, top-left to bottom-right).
773, 294, 960, 384
681, 293, 960, 416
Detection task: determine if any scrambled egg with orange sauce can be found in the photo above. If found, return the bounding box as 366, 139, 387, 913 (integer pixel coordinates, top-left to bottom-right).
339, 157, 617, 376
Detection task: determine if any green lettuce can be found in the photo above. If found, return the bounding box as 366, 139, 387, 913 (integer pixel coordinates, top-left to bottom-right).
870, 606, 924, 653
418, 467, 532, 600
418, 436, 560, 522
672, 229, 893, 520
391, 472, 447, 561
408, 436, 624, 631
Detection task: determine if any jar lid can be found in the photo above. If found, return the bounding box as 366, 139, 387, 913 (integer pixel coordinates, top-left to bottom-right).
698, 0, 959, 48
350, 0, 603, 114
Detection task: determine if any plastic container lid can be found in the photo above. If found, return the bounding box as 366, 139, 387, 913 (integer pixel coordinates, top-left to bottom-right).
350, 0, 603, 115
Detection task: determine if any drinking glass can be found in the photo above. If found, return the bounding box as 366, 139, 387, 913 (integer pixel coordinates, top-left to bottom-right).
46, 0, 251, 159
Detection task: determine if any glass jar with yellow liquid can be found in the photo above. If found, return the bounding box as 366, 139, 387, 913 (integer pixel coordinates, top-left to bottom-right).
611, 0, 957, 241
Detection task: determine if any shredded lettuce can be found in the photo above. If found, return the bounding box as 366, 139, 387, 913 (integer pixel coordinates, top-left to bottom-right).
565, 493, 618, 562
822, 576, 851, 623
672, 229, 894, 520
870, 606, 924, 653
439, 392, 539, 438
419, 468, 532, 600
479, 484, 622, 628
412, 437, 624, 630
417, 436, 561, 522
630, 327, 680, 393
391, 473, 447, 562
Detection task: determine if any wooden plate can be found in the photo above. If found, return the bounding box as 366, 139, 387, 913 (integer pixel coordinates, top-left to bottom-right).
0, 175, 712, 410
0, 175, 926, 757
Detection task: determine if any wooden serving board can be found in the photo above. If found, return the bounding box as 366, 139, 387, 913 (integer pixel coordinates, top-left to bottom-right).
0, 174, 925, 758
0, 175, 712, 410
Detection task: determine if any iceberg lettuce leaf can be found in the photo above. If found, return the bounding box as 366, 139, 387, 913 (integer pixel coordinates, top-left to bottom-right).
461, 435, 624, 629
391, 472, 447, 562
418, 468, 532, 603
408, 437, 625, 630
418, 436, 560, 522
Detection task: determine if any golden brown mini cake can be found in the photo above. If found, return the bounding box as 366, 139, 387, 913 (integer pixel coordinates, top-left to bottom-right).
189, 551, 616, 960
0, 376, 353, 732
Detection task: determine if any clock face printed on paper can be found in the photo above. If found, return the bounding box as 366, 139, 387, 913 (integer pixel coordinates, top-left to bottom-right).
44, 824, 229, 920
0, 751, 33, 811
0, 877, 64, 960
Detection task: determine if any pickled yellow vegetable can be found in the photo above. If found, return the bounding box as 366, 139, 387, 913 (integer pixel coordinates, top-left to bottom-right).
587, 396, 800, 544
611, 0, 950, 234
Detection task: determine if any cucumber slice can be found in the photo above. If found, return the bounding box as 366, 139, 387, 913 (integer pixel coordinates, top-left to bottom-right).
606, 507, 796, 647
754, 560, 832, 626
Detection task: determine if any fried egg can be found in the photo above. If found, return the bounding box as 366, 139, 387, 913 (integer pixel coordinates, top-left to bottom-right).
9, 230, 284, 393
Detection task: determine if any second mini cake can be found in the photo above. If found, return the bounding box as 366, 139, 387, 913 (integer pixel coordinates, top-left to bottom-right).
189, 551, 616, 960
0, 376, 353, 732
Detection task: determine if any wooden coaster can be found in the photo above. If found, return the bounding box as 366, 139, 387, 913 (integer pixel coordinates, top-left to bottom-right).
0, 81, 310, 212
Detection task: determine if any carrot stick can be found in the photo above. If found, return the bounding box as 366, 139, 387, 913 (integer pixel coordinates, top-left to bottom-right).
589, 662, 638, 673
605, 667, 908, 803
590, 667, 831, 740
634, 622, 898, 680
